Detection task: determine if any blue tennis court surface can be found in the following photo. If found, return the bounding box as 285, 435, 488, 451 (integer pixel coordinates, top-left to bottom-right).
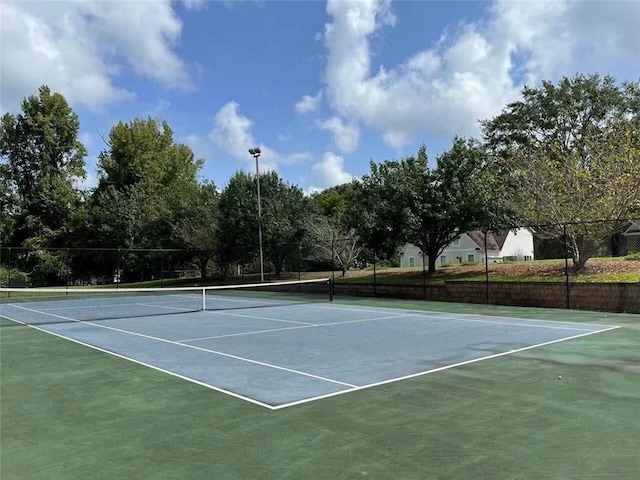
1, 296, 618, 409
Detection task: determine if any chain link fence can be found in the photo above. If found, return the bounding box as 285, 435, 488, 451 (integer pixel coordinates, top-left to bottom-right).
1, 218, 638, 312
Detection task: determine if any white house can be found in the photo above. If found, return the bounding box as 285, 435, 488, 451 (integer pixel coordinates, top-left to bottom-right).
399, 229, 535, 268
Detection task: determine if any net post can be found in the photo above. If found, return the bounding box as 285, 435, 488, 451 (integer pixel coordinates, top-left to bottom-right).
328, 278, 333, 302
202, 288, 206, 311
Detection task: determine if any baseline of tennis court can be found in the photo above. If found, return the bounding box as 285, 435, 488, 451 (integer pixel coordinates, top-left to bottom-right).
0, 296, 618, 409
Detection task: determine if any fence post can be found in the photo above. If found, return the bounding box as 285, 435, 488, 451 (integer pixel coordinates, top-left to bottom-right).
373, 246, 377, 297
297, 242, 301, 282
7, 246, 11, 288
331, 237, 335, 296
160, 250, 164, 288
241, 246, 245, 284
422, 251, 427, 300
116, 247, 121, 289
66, 248, 70, 292
267, 243, 271, 282
484, 231, 489, 305
564, 223, 570, 309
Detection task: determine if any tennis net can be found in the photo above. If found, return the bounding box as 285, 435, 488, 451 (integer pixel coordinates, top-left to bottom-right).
0, 278, 331, 327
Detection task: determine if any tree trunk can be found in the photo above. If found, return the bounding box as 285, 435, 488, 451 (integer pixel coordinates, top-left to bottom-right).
427, 254, 437, 275
569, 235, 589, 273
198, 255, 210, 280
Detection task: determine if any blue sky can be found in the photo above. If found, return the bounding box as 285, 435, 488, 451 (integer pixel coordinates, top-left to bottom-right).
2, 0, 639, 193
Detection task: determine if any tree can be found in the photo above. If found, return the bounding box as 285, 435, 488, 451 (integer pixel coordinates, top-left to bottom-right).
482, 74, 640, 271
87, 117, 202, 282
0, 85, 87, 247
0, 86, 87, 285
309, 183, 353, 223
216, 171, 310, 277
305, 216, 362, 276
347, 170, 409, 262
0, 162, 16, 245
92, 117, 203, 249
357, 141, 516, 274
171, 181, 219, 280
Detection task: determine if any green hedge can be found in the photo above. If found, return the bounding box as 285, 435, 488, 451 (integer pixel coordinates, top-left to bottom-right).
0, 267, 30, 287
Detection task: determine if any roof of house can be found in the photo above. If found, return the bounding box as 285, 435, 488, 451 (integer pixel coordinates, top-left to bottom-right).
623, 221, 640, 236
465, 231, 503, 251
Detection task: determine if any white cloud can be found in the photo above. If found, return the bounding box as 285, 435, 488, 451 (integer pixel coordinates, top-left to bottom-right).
209, 102, 311, 171
73, 170, 99, 192
317, 116, 360, 154
147, 99, 172, 118
322, 0, 640, 149
277, 133, 292, 142
180, 133, 213, 164
308, 152, 353, 192
294, 91, 323, 114
181, 0, 208, 12
0, 0, 191, 112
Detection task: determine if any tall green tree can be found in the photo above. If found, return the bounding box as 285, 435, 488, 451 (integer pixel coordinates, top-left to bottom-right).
0, 86, 87, 285
171, 181, 219, 279
217, 171, 310, 277
482, 74, 640, 271
0, 162, 16, 245
85, 117, 202, 283
0, 85, 87, 247
91, 117, 202, 249
309, 183, 353, 223
356, 141, 516, 274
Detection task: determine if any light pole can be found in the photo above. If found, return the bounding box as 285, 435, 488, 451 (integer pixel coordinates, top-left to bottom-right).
248, 147, 264, 282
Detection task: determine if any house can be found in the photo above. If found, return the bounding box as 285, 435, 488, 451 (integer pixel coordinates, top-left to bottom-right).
621, 220, 640, 254
399, 229, 534, 268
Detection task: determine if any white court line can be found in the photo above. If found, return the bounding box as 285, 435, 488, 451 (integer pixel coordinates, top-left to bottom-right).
6, 303, 357, 389
137, 303, 195, 312
206, 310, 316, 326
271, 325, 621, 410
177, 314, 408, 343
0, 311, 278, 410
21, 294, 199, 311
301, 303, 604, 332
179, 325, 315, 342
410, 313, 596, 332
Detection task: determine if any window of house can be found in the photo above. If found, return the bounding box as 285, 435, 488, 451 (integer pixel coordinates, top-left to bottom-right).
440, 255, 447, 265
467, 254, 475, 262
451, 238, 460, 247
409, 256, 415, 267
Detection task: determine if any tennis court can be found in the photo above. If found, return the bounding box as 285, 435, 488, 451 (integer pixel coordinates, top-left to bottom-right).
0, 279, 618, 409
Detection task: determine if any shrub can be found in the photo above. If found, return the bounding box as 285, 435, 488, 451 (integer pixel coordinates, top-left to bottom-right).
0, 267, 30, 287
625, 252, 640, 261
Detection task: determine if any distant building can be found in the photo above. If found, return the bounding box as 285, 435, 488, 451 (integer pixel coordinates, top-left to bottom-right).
621, 220, 640, 254
399, 229, 535, 268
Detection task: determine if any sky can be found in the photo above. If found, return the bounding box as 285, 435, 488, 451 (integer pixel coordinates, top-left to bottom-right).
2, 0, 639, 194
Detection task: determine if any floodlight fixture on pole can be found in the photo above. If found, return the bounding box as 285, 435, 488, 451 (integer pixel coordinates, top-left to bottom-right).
249, 147, 265, 282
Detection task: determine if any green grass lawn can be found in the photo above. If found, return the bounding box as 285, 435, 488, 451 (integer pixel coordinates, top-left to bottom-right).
2, 300, 639, 480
